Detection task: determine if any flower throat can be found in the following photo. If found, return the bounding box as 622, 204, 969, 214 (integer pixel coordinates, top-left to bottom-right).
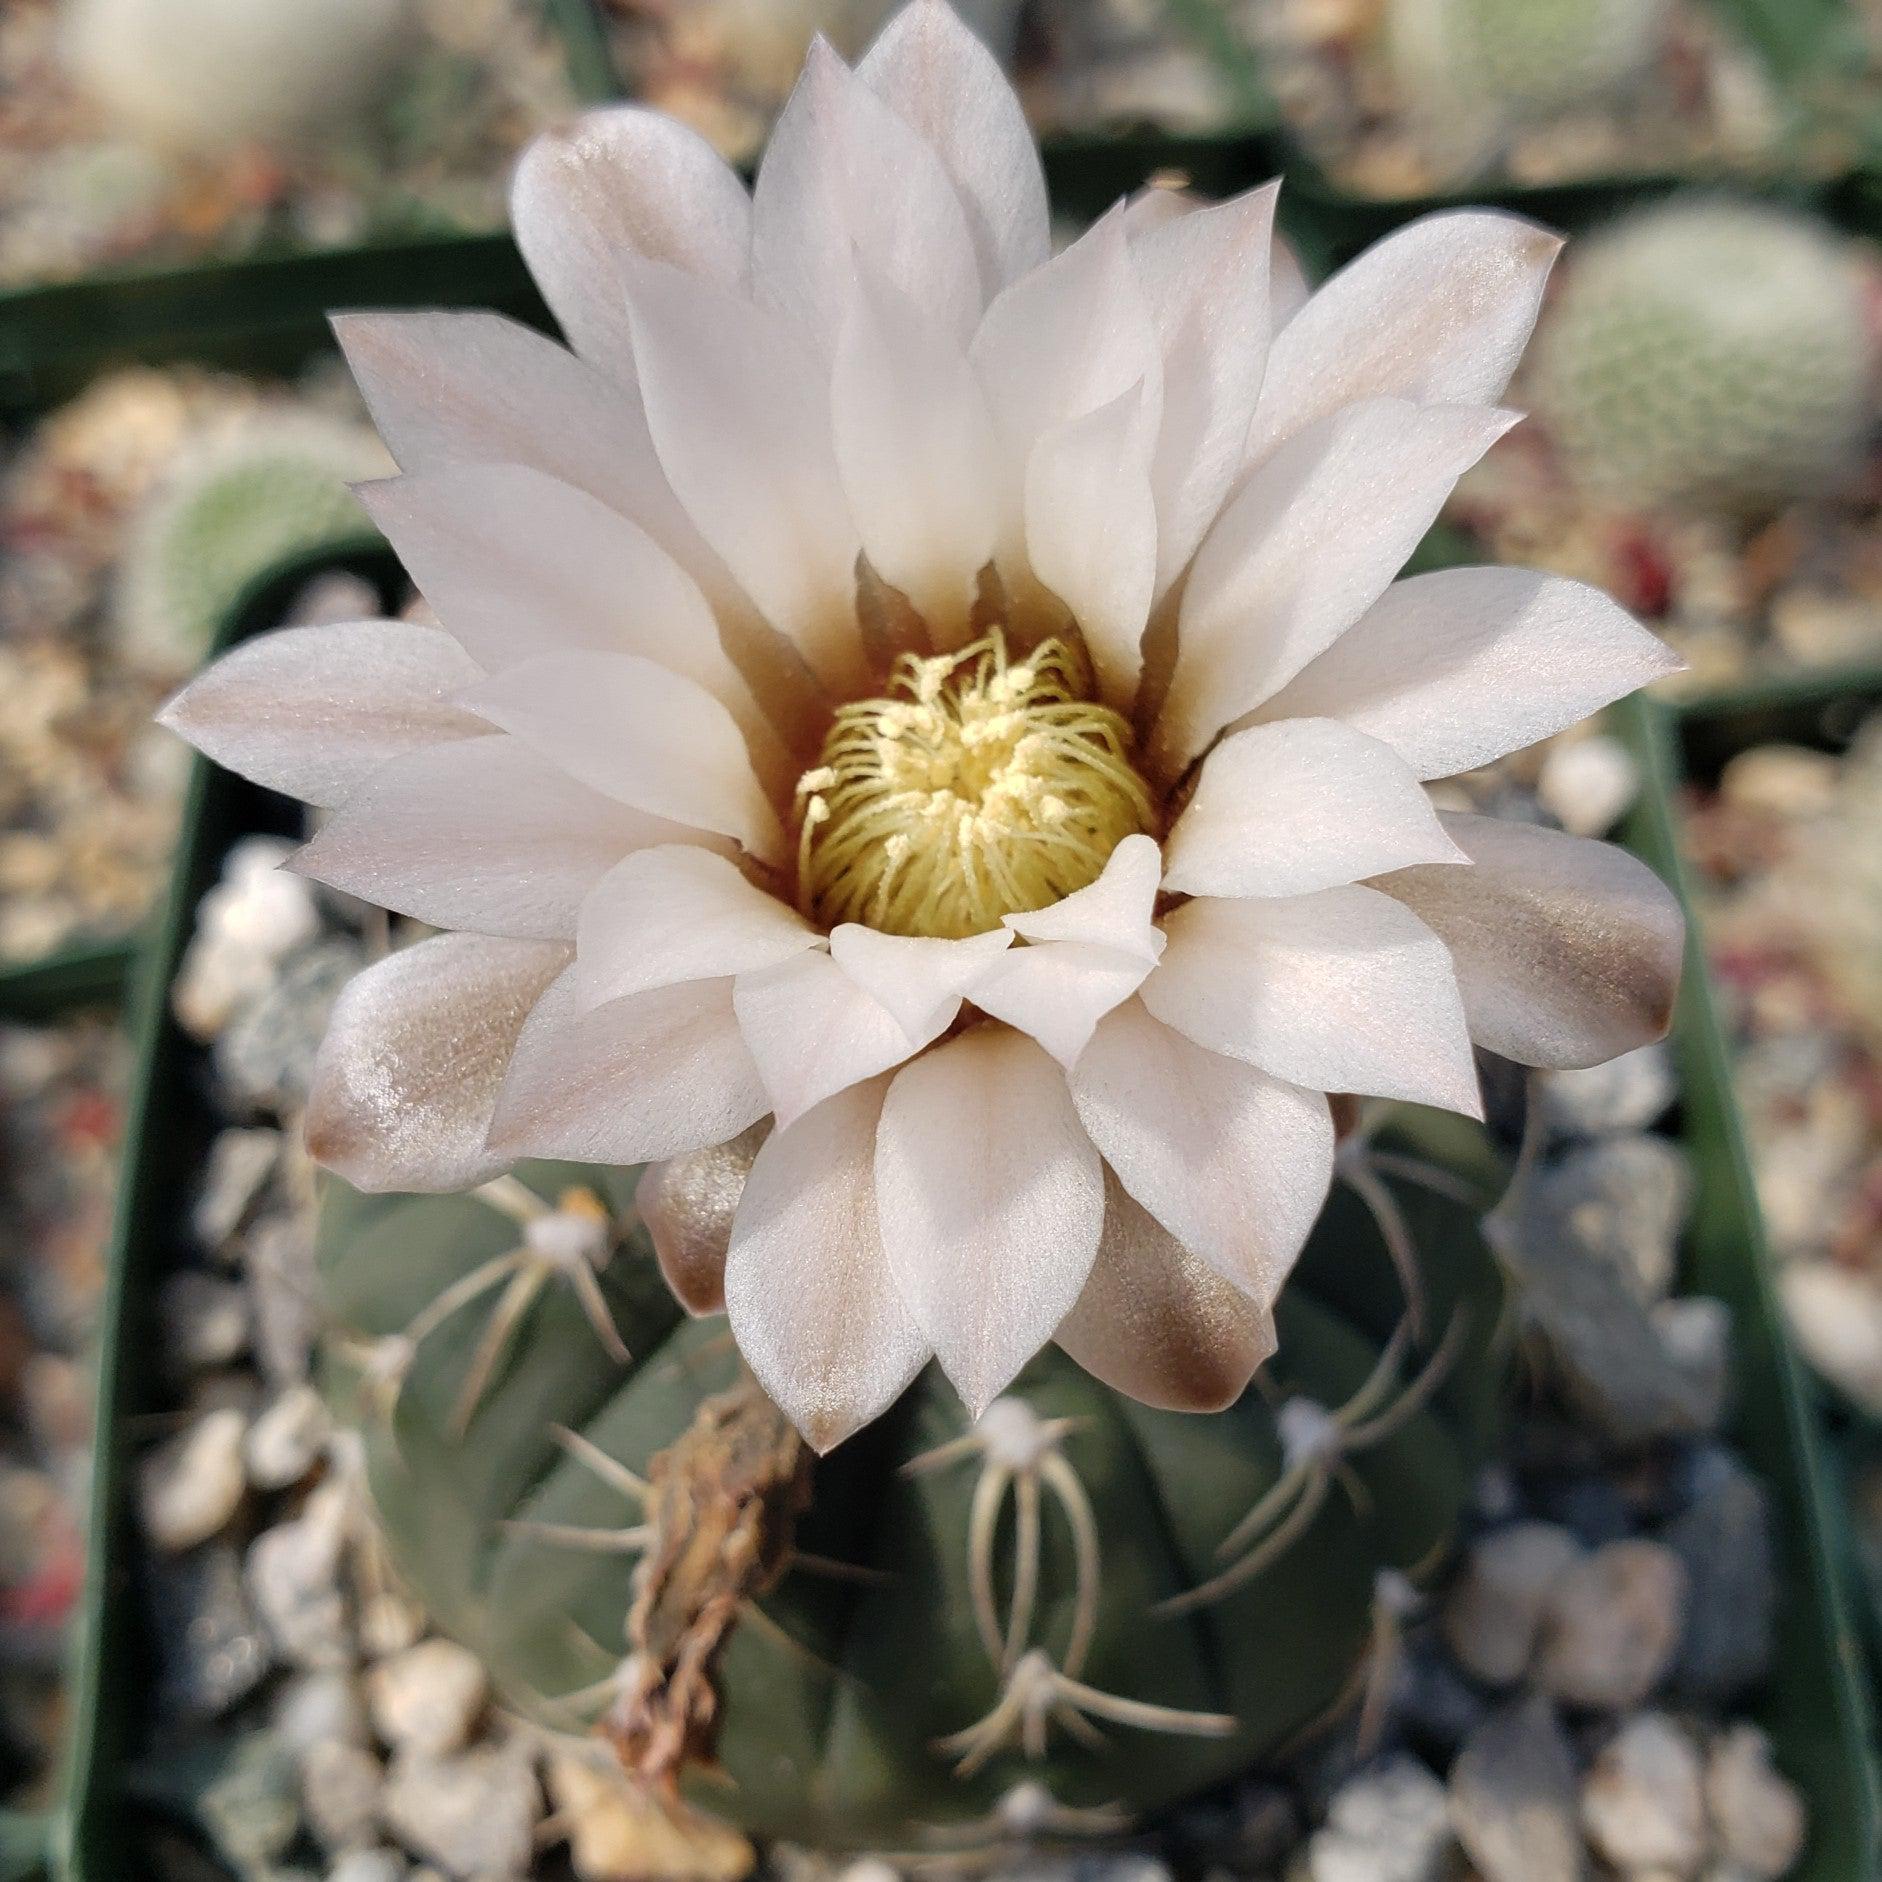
794, 628, 1154, 940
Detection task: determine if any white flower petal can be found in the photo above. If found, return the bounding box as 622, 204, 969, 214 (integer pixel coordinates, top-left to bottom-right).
332, 312, 717, 589
875, 1026, 1104, 1415
974, 835, 1168, 1066
290, 736, 694, 940
1154, 398, 1518, 779
1002, 833, 1165, 958
1374, 813, 1684, 1070
1024, 384, 1158, 707
1055, 1168, 1277, 1413
1161, 718, 1466, 898
636, 1123, 769, 1316
305, 934, 568, 1193
725, 1079, 930, 1452
512, 106, 751, 376
858, 0, 1050, 295
489, 970, 767, 1165
1070, 997, 1334, 1300
1127, 182, 1279, 595
826, 925, 1013, 1039
1257, 567, 1683, 780
624, 260, 864, 692
970, 212, 1162, 558
461, 652, 785, 864
734, 947, 943, 1129
1249, 210, 1560, 456
831, 266, 1002, 639
1271, 230, 1311, 329
572, 847, 818, 1010
1143, 886, 1483, 1116
158, 620, 486, 810
752, 37, 982, 353
357, 466, 750, 713
970, 943, 1153, 1070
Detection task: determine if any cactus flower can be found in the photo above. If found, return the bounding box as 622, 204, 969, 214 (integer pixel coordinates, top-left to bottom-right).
162, 0, 1684, 1450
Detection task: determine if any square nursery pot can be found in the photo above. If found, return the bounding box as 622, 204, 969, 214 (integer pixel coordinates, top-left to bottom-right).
57, 527, 1882, 1873
1177, 0, 1876, 275
56, 542, 405, 1882
1610, 677, 1882, 1879
0, 0, 616, 417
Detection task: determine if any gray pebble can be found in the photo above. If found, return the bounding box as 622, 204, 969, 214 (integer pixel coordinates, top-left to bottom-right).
1663, 1454, 1776, 1703
325, 1853, 409, 1882
366, 1639, 488, 1758
1307, 1755, 1453, 1882
1441, 1521, 1584, 1686
192, 1127, 283, 1256
1447, 1695, 1582, 1882
301, 1739, 382, 1853
160, 1270, 252, 1372
148, 1543, 274, 1719
1539, 1043, 1675, 1140
139, 1408, 249, 1552
247, 1482, 352, 1670
215, 938, 362, 1112
1534, 1540, 1688, 1711
1580, 1712, 1706, 1876
381, 1740, 539, 1879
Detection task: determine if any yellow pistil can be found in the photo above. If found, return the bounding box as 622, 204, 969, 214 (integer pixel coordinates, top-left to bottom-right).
795, 629, 1155, 939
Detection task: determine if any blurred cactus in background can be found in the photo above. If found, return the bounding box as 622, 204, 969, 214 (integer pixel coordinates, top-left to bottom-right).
116, 415, 388, 667
1530, 198, 1874, 517
1385, 0, 1670, 136
317, 1111, 1507, 1844
60, 0, 422, 159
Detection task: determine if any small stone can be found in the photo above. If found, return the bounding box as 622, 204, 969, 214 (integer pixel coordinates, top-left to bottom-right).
1581, 1713, 1707, 1877
326, 1853, 409, 1882
1539, 1043, 1676, 1140
357, 1590, 425, 1659
246, 1481, 351, 1670
1779, 1263, 1882, 1416
1537, 733, 1640, 836
213, 937, 362, 1111
367, 1639, 488, 1757
1534, 1541, 1688, 1710
1663, 1453, 1776, 1703
195, 1730, 301, 1880
381, 1740, 539, 1879
272, 1670, 369, 1754
285, 572, 382, 627
1387, 1638, 1487, 1756
1705, 1726, 1806, 1878
546, 1751, 755, 1881
139, 1408, 249, 1551
191, 1128, 282, 1254
1308, 1755, 1453, 1882
300, 1739, 382, 1853
1441, 1521, 1584, 1686
244, 1385, 330, 1492
244, 1212, 321, 1386
148, 1543, 273, 1719
1531, 1135, 1693, 1302
159, 1270, 252, 1371
1447, 1696, 1581, 1882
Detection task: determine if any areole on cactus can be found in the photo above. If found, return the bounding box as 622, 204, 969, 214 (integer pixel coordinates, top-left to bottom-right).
155, 0, 1687, 1846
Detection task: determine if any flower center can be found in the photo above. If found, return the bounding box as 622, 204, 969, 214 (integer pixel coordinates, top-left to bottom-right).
794, 629, 1154, 939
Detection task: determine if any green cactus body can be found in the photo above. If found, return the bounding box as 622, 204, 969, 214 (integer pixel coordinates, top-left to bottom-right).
317, 1108, 1506, 1844
117, 419, 388, 666
1385, 0, 1668, 121
1531, 201, 1873, 517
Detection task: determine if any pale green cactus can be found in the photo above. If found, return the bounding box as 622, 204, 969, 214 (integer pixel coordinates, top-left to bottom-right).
1384, 0, 1670, 126
116, 415, 389, 667
316, 1107, 1509, 1846
61, 0, 421, 159
1530, 200, 1873, 517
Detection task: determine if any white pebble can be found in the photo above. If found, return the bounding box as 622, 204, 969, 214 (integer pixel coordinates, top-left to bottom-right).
138, 1408, 248, 1551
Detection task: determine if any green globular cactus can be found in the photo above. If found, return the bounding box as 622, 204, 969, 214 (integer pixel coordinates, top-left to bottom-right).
1530, 200, 1874, 517
1384, 0, 1669, 126
116, 416, 390, 667
316, 1109, 1507, 1846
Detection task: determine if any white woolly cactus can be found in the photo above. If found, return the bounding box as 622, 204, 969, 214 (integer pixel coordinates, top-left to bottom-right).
1530, 199, 1874, 517
1385, 0, 1670, 130
62, 0, 421, 159
117, 414, 389, 668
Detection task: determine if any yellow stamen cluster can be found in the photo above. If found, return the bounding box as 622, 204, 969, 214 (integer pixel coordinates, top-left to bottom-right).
795, 630, 1155, 939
